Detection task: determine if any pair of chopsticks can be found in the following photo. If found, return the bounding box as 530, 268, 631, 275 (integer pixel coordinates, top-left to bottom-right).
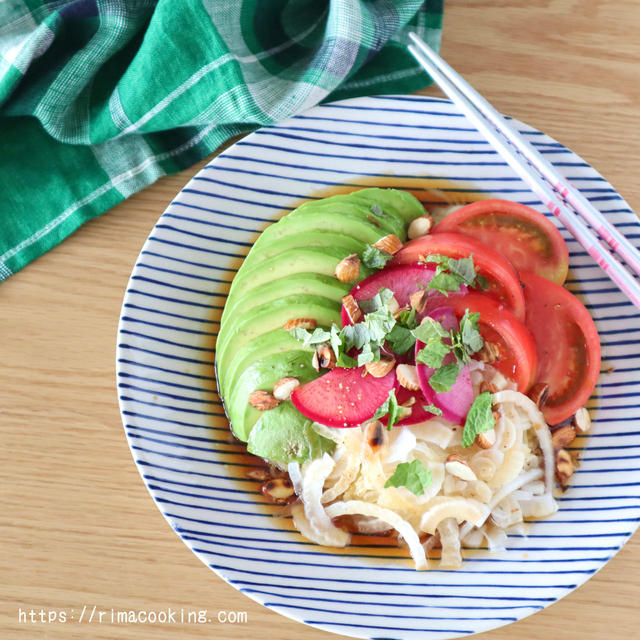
408, 33, 640, 310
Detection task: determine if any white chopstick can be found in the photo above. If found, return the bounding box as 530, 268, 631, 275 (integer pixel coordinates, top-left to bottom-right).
407, 33, 640, 310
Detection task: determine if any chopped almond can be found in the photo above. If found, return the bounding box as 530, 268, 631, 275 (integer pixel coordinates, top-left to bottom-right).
527, 382, 550, 409
283, 317, 316, 331
261, 477, 295, 504
409, 289, 428, 314
364, 355, 396, 378
342, 294, 362, 323
396, 364, 420, 391
572, 407, 591, 434
248, 390, 279, 411
334, 254, 360, 282
477, 341, 500, 364
312, 343, 336, 372
407, 215, 433, 240
445, 454, 477, 482
273, 377, 300, 401
555, 448, 574, 487
551, 425, 577, 449
475, 428, 496, 449
373, 234, 403, 255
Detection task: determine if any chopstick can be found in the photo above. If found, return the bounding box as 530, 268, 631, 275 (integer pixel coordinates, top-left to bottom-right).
407, 32, 640, 310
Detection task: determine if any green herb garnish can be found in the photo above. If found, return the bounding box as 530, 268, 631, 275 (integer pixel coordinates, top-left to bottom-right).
362, 245, 393, 269
422, 404, 443, 416
372, 389, 402, 430
384, 459, 432, 496
461, 391, 495, 447
421, 254, 485, 295
428, 361, 460, 393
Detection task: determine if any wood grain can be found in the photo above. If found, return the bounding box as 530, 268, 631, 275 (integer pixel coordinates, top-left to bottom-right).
2, 1, 639, 638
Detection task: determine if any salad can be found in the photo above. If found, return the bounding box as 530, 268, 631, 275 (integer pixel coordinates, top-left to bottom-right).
215, 188, 600, 570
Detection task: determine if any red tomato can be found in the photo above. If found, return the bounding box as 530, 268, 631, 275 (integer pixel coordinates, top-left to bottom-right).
392, 231, 525, 319
447, 293, 538, 393
520, 271, 600, 425
433, 200, 569, 284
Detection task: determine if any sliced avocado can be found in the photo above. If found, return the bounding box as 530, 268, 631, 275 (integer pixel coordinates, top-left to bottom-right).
241, 231, 365, 270
348, 187, 426, 225
225, 246, 362, 301
292, 196, 405, 238
216, 294, 341, 376
219, 329, 308, 399
221, 273, 350, 328
227, 350, 316, 441
247, 401, 335, 465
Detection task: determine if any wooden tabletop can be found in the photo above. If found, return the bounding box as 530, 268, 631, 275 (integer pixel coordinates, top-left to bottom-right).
2, 1, 640, 638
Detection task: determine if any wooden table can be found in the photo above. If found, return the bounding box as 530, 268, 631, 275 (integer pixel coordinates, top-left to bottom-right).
3, 2, 640, 638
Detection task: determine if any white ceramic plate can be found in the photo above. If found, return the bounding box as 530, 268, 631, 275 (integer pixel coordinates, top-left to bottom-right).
117, 95, 640, 640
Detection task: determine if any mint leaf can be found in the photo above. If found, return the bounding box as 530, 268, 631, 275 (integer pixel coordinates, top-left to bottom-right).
289, 326, 331, 347
422, 404, 443, 416
386, 324, 415, 354
370, 203, 388, 219
397, 306, 418, 330
459, 309, 483, 355
476, 274, 490, 290
373, 389, 402, 430
362, 245, 393, 269
428, 271, 465, 295
384, 459, 432, 496
413, 316, 449, 342
341, 323, 369, 351
336, 351, 357, 368
428, 362, 460, 393
462, 391, 495, 447
448, 256, 477, 285
416, 340, 450, 369
358, 287, 395, 314
357, 342, 376, 366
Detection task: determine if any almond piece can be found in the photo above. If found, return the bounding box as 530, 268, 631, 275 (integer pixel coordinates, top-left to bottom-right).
313, 343, 336, 371
246, 468, 271, 481
407, 215, 433, 240
248, 390, 279, 411
365, 355, 396, 378
273, 376, 300, 401
551, 425, 577, 449
342, 294, 362, 323
283, 317, 316, 331
445, 454, 477, 482
261, 477, 295, 504
475, 428, 496, 449
396, 364, 420, 391
477, 341, 500, 364
555, 448, 574, 487
334, 254, 360, 282
479, 381, 498, 394
373, 233, 403, 255
527, 382, 550, 409
387, 295, 400, 316
572, 407, 592, 434
364, 420, 388, 452
409, 289, 428, 313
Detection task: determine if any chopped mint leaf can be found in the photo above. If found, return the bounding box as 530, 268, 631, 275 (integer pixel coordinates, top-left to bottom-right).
384, 459, 432, 496
428, 362, 460, 393
422, 404, 443, 416
413, 316, 449, 342
459, 309, 484, 355
427, 271, 466, 295
462, 391, 495, 447
447, 256, 477, 285
336, 351, 358, 368
289, 326, 331, 347
357, 342, 376, 366
370, 203, 387, 219
329, 324, 342, 358
476, 274, 490, 291
362, 245, 393, 269
416, 339, 450, 369
386, 324, 416, 354
358, 287, 395, 314
413, 317, 450, 368
397, 306, 418, 330
373, 389, 402, 430
341, 323, 369, 351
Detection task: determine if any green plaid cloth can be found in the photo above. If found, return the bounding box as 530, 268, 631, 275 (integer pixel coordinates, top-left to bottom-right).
0, 0, 443, 280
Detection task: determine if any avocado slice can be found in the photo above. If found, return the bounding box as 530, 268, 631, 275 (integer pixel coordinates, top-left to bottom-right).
219, 329, 308, 400
216, 294, 342, 377
247, 401, 335, 465
225, 246, 359, 301
221, 273, 351, 330
348, 187, 426, 225
227, 350, 317, 442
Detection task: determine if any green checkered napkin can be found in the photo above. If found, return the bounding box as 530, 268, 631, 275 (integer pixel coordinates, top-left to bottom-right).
0, 0, 443, 280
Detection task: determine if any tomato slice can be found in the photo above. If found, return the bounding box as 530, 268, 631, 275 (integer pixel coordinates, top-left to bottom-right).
520, 271, 600, 425
447, 293, 538, 392
392, 231, 525, 319
433, 200, 569, 284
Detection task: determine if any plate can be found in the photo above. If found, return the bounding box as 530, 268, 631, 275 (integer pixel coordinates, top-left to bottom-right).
116, 95, 640, 639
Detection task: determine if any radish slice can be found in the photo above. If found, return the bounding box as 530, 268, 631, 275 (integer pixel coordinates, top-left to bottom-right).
415, 307, 474, 424
341, 264, 465, 326
291, 366, 396, 428
390, 383, 441, 426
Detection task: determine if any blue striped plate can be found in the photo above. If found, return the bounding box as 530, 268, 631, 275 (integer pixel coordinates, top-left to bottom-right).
116, 95, 640, 640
